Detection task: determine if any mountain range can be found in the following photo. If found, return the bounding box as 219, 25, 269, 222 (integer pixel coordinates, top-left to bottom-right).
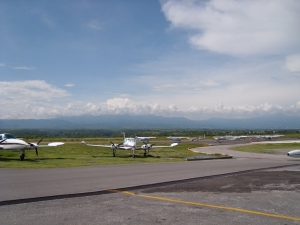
0, 114, 300, 130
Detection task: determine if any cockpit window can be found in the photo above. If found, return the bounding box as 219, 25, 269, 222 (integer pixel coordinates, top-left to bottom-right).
3, 133, 16, 139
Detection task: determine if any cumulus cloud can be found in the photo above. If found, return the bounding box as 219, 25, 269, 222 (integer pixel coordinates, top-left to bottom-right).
0, 80, 70, 102
161, 0, 300, 56
1, 94, 299, 119
0, 80, 72, 119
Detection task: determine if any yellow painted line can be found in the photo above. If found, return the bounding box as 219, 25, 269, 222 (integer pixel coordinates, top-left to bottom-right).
112, 190, 300, 221
108, 189, 136, 196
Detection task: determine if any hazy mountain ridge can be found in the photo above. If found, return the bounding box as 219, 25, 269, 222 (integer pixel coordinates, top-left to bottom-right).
0, 114, 300, 129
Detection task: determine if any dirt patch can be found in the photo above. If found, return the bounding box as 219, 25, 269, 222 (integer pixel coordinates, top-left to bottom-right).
142, 171, 300, 193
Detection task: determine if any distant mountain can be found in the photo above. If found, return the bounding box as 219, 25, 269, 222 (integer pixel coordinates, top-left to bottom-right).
199, 114, 300, 129
0, 114, 300, 129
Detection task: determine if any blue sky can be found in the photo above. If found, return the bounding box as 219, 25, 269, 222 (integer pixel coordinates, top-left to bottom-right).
1, 0, 300, 120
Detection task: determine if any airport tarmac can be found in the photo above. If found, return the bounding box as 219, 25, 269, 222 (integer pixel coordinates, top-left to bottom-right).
0, 141, 300, 224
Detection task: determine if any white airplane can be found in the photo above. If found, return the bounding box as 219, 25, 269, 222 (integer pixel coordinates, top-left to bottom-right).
213, 136, 227, 142
187, 136, 203, 141
0, 133, 64, 161
135, 136, 156, 143
287, 150, 300, 158
167, 136, 188, 143
262, 135, 284, 140
227, 136, 248, 141
250, 135, 261, 139
82, 132, 178, 158
238, 135, 248, 140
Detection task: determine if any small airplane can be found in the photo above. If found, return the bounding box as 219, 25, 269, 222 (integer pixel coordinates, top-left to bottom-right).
227, 136, 248, 141
238, 135, 248, 140
187, 136, 202, 141
135, 136, 156, 143
287, 150, 300, 158
213, 136, 227, 143
214, 135, 248, 142
167, 136, 188, 143
262, 135, 284, 140
0, 133, 64, 161
250, 135, 262, 140
82, 132, 178, 158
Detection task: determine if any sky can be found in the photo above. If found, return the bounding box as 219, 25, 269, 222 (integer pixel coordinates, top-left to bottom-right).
1, 0, 300, 120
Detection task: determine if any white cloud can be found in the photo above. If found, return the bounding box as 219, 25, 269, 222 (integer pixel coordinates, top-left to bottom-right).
1, 94, 300, 119
286, 54, 300, 72
0, 80, 71, 119
0, 63, 5, 67
0, 80, 70, 102
161, 0, 300, 56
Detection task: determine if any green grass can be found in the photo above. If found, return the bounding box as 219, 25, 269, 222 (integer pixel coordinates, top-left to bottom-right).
0, 139, 208, 168
230, 143, 300, 154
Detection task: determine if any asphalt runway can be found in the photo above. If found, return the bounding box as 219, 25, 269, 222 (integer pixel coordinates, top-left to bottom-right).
1, 140, 300, 224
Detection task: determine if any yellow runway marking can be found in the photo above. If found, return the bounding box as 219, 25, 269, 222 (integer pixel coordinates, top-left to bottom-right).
108, 189, 136, 196
109, 190, 300, 221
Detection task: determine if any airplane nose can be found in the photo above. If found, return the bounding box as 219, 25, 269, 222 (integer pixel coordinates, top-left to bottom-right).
287, 153, 289, 156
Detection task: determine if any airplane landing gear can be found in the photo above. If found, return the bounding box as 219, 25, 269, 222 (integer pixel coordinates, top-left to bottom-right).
143, 148, 150, 157
20, 152, 25, 161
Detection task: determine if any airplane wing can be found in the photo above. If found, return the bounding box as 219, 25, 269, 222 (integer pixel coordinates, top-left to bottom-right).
136, 136, 156, 142
81, 141, 112, 148
38, 142, 65, 147
136, 136, 156, 139
151, 143, 178, 148
119, 146, 133, 150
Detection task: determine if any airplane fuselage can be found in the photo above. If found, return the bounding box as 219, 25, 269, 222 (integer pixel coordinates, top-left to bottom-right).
122, 138, 136, 149
0, 137, 30, 151
0, 143, 29, 151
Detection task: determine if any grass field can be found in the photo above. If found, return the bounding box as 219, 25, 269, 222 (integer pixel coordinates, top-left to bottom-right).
2, 137, 299, 168
230, 143, 300, 154
0, 138, 208, 168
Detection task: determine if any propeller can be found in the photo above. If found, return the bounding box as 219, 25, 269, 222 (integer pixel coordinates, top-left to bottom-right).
0, 139, 6, 144
35, 137, 43, 156
110, 141, 121, 148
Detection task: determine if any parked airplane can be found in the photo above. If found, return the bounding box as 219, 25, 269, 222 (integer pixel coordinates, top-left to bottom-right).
0, 133, 64, 161
250, 135, 260, 139
249, 134, 284, 141
82, 132, 178, 157
262, 135, 284, 140
214, 135, 248, 142
213, 136, 227, 142
188, 136, 202, 141
135, 136, 156, 143
287, 150, 300, 158
167, 136, 188, 143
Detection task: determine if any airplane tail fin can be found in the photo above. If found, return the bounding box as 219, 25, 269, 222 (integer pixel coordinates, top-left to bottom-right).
121, 131, 126, 140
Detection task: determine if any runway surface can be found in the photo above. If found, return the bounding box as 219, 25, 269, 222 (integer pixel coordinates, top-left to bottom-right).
1, 140, 300, 224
